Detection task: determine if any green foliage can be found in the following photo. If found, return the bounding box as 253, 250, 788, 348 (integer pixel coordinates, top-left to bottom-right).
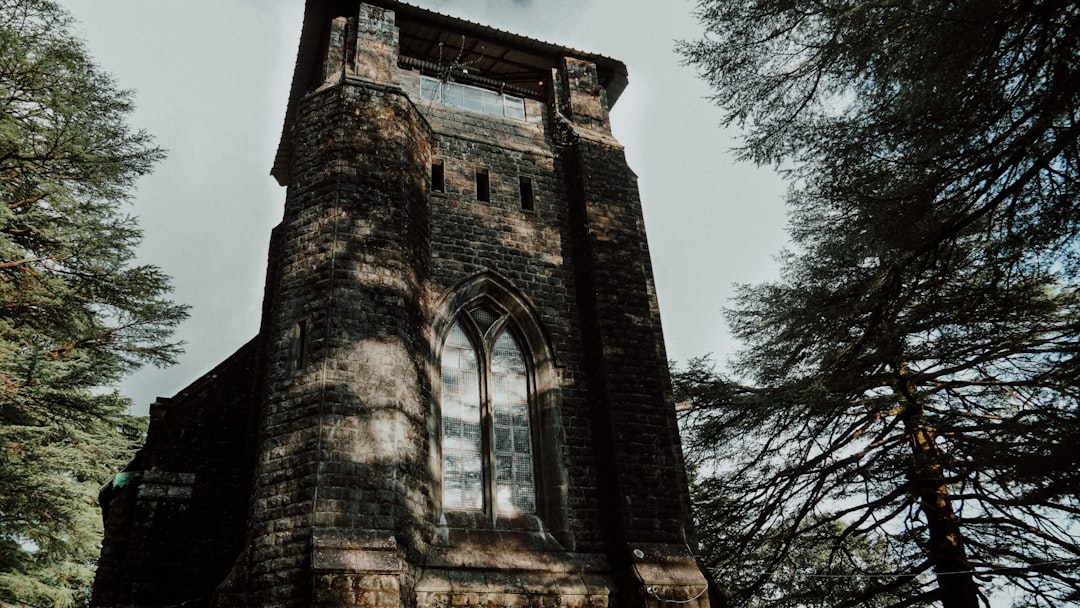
693, 504, 925, 608
0, 1, 185, 606
680, 1, 1080, 607
0, 417, 145, 608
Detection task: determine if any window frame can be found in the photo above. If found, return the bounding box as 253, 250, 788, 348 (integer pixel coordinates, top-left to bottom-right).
419, 75, 528, 121
429, 272, 570, 543
438, 311, 536, 521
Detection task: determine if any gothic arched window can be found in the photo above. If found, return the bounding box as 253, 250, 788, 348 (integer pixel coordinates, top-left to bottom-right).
440, 306, 536, 517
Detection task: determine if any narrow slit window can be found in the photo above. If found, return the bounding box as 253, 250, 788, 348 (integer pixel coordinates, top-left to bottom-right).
291, 320, 308, 371
518, 177, 534, 211
431, 159, 445, 193
476, 167, 490, 202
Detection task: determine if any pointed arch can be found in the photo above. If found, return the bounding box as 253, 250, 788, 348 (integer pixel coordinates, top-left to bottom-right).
431, 270, 558, 376
429, 271, 570, 546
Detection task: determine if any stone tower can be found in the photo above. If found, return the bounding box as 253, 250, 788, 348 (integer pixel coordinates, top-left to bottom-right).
92, 3, 713, 608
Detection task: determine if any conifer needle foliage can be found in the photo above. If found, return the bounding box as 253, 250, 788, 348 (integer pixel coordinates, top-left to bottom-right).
0, 1, 186, 606
679, 1, 1080, 607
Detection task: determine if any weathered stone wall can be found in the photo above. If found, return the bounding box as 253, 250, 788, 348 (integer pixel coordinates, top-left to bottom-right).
394, 60, 621, 608
400, 68, 606, 549
94, 4, 710, 608
392, 35, 706, 608
555, 56, 705, 608
240, 8, 435, 608
92, 342, 260, 608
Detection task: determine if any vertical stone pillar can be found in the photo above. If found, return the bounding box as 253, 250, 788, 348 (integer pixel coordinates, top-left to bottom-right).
554, 56, 711, 608
243, 5, 433, 608
352, 3, 398, 83
562, 57, 613, 133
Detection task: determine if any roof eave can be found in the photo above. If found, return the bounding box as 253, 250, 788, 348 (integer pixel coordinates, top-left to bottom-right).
271, 0, 628, 186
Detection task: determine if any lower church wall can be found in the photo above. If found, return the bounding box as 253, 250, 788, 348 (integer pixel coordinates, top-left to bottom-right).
92, 341, 262, 608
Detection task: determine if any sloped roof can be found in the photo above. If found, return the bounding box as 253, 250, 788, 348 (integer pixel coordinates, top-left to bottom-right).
272, 0, 629, 184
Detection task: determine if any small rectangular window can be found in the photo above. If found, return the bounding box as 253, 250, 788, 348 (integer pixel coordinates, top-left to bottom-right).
431, 159, 445, 193
476, 167, 490, 202
504, 96, 525, 120
519, 176, 534, 211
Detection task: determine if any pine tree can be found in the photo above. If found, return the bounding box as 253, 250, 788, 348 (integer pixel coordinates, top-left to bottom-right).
0, 1, 185, 606
679, 1, 1080, 606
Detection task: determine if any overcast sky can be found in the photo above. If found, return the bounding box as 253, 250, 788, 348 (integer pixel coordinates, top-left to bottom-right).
60, 0, 789, 414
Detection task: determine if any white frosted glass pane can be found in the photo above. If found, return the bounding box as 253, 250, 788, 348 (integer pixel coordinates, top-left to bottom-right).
443, 82, 463, 107
462, 86, 484, 112
421, 76, 440, 102
504, 96, 525, 120
491, 331, 534, 514
480, 89, 501, 116
441, 323, 482, 510
470, 307, 498, 333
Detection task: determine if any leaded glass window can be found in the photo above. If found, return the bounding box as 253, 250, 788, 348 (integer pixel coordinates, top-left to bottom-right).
491, 331, 535, 513
441, 324, 483, 510
439, 307, 535, 516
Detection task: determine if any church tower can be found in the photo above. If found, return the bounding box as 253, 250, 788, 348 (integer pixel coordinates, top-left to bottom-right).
93, 3, 713, 608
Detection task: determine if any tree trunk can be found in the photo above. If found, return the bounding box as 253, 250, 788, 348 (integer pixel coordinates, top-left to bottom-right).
900, 398, 980, 608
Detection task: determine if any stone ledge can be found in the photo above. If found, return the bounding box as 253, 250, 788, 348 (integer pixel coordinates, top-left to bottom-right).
311, 528, 403, 574
416, 565, 612, 596
426, 546, 608, 574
